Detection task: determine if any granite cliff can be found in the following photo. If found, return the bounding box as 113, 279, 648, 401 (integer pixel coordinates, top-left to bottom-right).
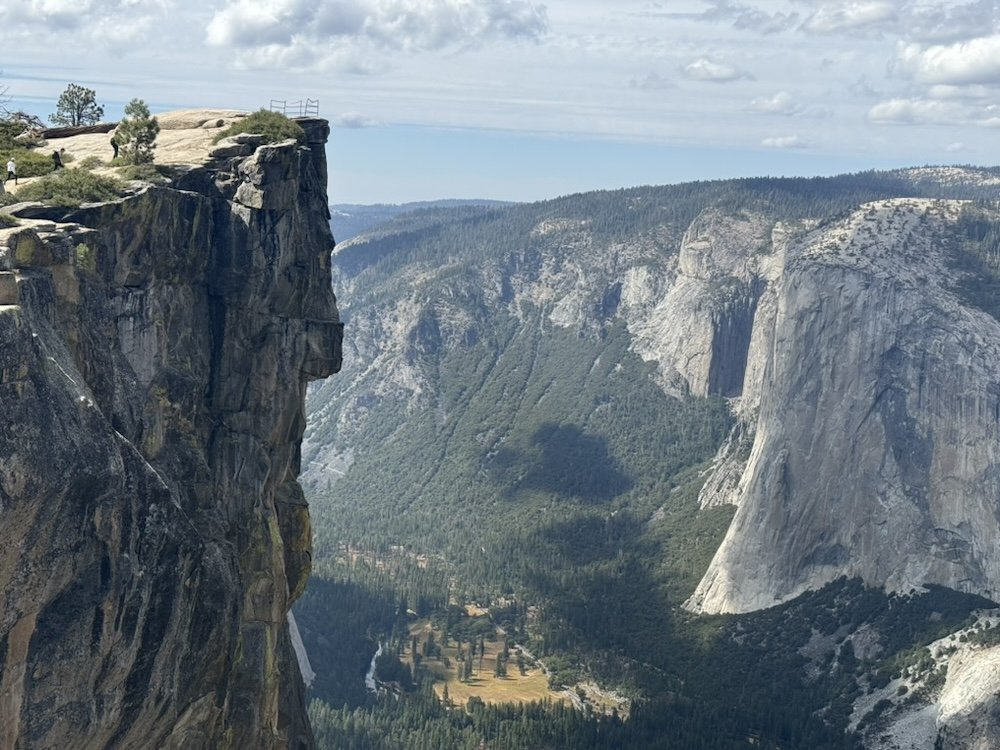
684, 195, 1000, 615
0, 113, 340, 748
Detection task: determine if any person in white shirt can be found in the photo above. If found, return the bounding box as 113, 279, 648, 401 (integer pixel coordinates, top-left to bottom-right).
5, 159, 16, 185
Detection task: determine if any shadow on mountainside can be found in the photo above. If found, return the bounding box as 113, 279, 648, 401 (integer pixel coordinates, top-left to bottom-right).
492, 422, 633, 504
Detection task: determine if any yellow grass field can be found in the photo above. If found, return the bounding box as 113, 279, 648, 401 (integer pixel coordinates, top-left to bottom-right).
404, 619, 567, 709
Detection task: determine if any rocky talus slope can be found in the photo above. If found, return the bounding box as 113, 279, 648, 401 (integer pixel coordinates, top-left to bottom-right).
0, 115, 341, 748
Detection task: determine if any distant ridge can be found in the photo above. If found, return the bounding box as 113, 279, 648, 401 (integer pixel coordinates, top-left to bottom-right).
330, 199, 511, 242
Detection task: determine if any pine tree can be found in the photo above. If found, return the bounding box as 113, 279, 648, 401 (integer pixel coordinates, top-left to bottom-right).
115, 98, 159, 165
50, 84, 103, 127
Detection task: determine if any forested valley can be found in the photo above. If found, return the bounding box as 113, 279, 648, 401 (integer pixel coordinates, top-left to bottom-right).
296, 168, 1000, 749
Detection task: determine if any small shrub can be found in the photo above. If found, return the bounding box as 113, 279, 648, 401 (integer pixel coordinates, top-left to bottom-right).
117, 163, 174, 183
0, 115, 44, 149
78, 155, 103, 170
17, 168, 124, 207
924, 664, 948, 692
0, 213, 17, 227
213, 109, 305, 144
75, 242, 96, 272
0, 122, 25, 150
0, 148, 55, 178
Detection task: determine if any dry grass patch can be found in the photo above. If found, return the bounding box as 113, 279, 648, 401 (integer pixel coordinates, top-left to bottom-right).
404, 618, 566, 709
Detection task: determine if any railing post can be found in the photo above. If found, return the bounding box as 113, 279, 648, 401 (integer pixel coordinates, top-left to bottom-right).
265, 98, 319, 116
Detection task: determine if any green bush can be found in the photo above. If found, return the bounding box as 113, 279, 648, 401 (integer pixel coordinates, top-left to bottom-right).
75, 242, 96, 272
0, 116, 44, 149
213, 109, 305, 144
17, 168, 124, 207
117, 163, 174, 183
0, 148, 55, 178
0, 122, 24, 150
0, 213, 17, 227
78, 155, 103, 170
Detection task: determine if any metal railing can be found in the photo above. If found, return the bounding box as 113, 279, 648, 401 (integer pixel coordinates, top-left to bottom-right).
269, 98, 319, 117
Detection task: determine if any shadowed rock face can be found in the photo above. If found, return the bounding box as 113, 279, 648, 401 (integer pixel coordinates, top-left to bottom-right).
0, 120, 340, 749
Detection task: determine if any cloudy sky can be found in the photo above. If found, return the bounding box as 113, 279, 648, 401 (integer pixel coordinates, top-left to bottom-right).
4, 0, 1000, 202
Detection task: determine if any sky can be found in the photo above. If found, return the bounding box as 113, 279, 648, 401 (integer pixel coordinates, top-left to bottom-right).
3, 0, 1000, 203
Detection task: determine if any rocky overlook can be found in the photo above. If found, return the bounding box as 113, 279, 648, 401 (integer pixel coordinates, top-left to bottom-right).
0, 111, 341, 748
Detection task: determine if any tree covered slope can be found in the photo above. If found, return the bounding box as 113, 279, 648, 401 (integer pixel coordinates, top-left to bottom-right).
300, 166, 1000, 749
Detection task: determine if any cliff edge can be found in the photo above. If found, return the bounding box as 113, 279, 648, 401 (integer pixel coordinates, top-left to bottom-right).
0, 112, 341, 749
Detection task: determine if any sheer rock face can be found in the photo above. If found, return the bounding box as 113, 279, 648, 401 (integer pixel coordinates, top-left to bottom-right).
0, 119, 340, 749
638, 197, 1000, 745
625, 209, 777, 401
685, 199, 1000, 615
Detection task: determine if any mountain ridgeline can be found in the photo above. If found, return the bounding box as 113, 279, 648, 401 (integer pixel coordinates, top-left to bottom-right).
330, 200, 510, 243
301, 166, 1000, 749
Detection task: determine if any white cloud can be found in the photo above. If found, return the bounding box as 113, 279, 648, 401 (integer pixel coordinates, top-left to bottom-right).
802, 2, 897, 35
653, 1, 799, 34
234, 43, 323, 70
727, 5, 799, 34
682, 57, 751, 83
898, 35, 1000, 86
905, 0, 1000, 45
926, 83, 994, 100
760, 134, 807, 148
331, 111, 383, 128
749, 90, 802, 115
0, 0, 168, 36
867, 97, 958, 123
946, 141, 970, 152
629, 71, 673, 90
206, 0, 548, 67
847, 75, 882, 99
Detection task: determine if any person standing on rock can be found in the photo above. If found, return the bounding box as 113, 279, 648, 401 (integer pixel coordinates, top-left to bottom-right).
5, 158, 15, 185
111, 134, 119, 159
52, 149, 63, 170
